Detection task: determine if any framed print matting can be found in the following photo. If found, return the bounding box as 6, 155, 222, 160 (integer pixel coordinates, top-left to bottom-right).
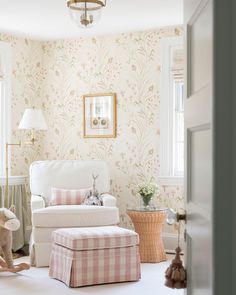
83, 93, 117, 138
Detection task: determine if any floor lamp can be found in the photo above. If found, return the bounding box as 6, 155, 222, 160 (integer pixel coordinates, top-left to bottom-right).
5, 108, 48, 207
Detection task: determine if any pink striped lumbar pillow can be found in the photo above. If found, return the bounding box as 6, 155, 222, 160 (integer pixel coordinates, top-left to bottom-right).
50, 187, 91, 206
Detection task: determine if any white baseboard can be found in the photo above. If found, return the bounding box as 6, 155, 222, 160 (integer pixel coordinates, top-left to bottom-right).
162, 232, 185, 253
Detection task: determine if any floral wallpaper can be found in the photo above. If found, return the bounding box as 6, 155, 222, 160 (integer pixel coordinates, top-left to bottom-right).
0, 27, 184, 236
0, 34, 45, 176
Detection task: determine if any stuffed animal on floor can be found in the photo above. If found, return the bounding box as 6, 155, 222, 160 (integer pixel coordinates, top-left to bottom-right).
0, 207, 30, 273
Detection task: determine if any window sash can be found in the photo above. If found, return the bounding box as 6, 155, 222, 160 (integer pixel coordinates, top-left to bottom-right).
159, 37, 184, 185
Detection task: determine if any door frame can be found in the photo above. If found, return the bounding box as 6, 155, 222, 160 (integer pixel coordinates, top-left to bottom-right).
213, 0, 236, 294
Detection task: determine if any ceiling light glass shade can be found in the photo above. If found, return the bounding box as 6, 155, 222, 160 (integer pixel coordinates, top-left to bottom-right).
18, 108, 48, 130
67, 0, 106, 28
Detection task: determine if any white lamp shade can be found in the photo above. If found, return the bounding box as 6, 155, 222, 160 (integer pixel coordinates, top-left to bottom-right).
18, 108, 48, 130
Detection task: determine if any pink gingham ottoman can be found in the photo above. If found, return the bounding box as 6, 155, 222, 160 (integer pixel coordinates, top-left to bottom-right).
49, 226, 141, 287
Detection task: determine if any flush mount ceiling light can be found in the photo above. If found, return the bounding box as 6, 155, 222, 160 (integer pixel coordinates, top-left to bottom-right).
67, 0, 106, 28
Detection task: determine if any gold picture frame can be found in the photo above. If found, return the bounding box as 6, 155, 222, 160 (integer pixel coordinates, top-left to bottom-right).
83, 93, 117, 138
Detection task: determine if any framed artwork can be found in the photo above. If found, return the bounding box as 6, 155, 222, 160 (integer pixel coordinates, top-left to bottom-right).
83, 93, 117, 138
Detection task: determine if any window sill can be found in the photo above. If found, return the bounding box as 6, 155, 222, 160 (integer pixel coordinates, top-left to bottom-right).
158, 176, 184, 186
0, 175, 27, 186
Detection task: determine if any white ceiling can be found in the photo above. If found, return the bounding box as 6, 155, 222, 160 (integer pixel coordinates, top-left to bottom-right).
0, 0, 183, 41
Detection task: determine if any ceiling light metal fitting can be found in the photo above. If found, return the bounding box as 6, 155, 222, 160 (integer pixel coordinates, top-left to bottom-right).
67, 0, 106, 28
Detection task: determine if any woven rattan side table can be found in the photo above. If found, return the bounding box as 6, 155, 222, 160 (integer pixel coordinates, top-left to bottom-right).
127, 209, 167, 263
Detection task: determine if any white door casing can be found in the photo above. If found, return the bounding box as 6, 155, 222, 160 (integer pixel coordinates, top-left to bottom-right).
184, 0, 213, 294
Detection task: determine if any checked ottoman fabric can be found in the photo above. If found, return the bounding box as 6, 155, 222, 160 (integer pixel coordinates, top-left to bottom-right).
49, 226, 141, 287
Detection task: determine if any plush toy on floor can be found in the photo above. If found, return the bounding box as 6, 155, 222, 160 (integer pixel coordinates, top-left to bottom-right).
0, 207, 30, 273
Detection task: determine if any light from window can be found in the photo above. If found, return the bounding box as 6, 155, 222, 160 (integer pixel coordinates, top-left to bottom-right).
0, 41, 11, 177
173, 81, 184, 177
159, 36, 184, 186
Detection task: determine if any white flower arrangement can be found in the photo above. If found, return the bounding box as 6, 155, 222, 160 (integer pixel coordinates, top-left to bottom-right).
137, 182, 160, 208
137, 182, 160, 197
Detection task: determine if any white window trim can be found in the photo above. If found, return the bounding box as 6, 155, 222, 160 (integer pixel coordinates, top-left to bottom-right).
159, 36, 184, 186
0, 41, 12, 177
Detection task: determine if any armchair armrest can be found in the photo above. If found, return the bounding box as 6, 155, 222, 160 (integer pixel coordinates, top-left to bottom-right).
101, 193, 117, 207
31, 195, 46, 212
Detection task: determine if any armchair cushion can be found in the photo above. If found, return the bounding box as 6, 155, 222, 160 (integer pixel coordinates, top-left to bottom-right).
50, 187, 91, 206
32, 205, 119, 228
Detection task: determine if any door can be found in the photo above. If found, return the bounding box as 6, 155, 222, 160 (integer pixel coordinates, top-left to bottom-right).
184, 0, 213, 294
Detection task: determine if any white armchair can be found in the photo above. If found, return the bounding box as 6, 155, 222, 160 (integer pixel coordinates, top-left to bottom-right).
29, 160, 119, 267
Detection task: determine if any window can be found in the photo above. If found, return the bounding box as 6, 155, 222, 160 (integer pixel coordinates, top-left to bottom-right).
159, 37, 184, 186
173, 81, 184, 176
0, 41, 12, 177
